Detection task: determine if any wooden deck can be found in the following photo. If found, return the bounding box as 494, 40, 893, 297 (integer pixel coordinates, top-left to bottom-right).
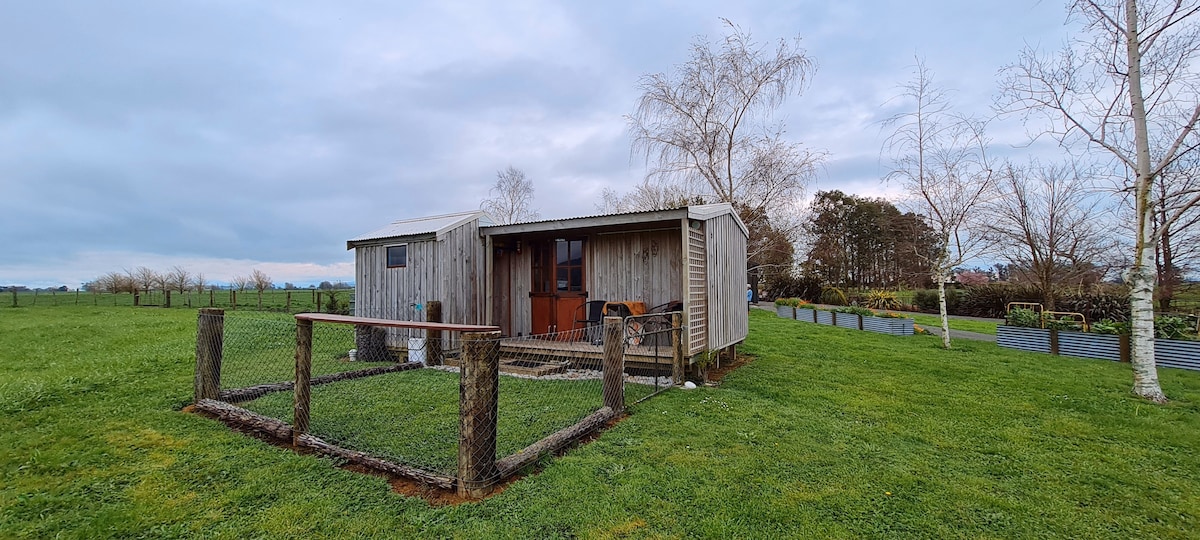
498, 338, 679, 372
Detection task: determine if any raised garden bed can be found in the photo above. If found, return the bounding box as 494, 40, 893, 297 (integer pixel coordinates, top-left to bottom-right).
996, 325, 1200, 372
775, 304, 914, 336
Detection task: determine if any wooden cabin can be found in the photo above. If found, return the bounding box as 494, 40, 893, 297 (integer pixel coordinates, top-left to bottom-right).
348, 204, 748, 362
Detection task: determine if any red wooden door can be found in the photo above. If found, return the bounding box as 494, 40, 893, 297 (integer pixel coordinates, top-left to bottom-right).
529, 238, 587, 337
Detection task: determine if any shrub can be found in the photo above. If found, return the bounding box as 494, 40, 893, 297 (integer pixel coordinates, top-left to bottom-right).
1006, 307, 1041, 328
1056, 287, 1131, 323
1044, 314, 1085, 332
765, 274, 822, 303
864, 290, 902, 310
1092, 319, 1129, 335
958, 284, 1042, 318
913, 290, 939, 312
821, 287, 848, 306
832, 306, 873, 317
1155, 315, 1193, 340
913, 288, 962, 314
324, 291, 350, 315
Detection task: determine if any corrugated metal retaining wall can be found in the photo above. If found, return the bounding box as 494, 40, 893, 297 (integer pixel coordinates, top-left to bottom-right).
996, 326, 1052, 354
861, 316, 915, 336
1151, 339, 1200, 371
997, 325, 1200, 372
834, 313, 860, 330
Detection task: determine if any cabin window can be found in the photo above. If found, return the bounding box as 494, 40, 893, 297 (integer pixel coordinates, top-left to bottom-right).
555, 239, 584, 292
386, 244, 407, 268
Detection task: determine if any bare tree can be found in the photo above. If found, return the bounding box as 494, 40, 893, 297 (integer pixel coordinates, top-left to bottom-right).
96, 271, 136, 294
192, 273, 207, 294
596, 177, 701, 214
984, 161, 1117, 309
132, 266, 159, 295
1152, 156, 1200, 309
1000, 0, 1200, 402
231, 275, 251, 293
628, 19, 824, 275
250, 269, 273, 309
884, 59, 998, 348
480, 166, 539, 225
166, 265, 192, 294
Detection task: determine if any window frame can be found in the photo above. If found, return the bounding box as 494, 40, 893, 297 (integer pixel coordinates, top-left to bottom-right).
385, 244, 408, 269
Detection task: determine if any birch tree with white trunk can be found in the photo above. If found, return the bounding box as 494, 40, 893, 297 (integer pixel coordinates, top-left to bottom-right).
1000, 0, 1200, 403
884, 60, 998, 349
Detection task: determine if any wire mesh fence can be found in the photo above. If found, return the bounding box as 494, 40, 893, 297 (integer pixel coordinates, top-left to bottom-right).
5, 288, 354, 312
216, 312, 397, 392
194, 310, 683, 495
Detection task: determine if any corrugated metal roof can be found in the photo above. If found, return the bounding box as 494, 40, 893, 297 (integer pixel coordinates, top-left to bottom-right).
348, 211, 487, 245
483, 202, 744, 231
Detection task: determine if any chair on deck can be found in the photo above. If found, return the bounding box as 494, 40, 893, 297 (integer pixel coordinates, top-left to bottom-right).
640, 300, 683, 347
572, 300, 607, 344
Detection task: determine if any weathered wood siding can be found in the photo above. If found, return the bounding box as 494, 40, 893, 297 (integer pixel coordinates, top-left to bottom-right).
586, 229, 683, 310
494, 230, 682, 338
703, 212, 748, 351
687, 226, 708, 355
354, 220, 484, 346
492, 248, 531, 336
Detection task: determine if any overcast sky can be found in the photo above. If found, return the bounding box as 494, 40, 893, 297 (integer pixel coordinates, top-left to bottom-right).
0, 0, 1078, 288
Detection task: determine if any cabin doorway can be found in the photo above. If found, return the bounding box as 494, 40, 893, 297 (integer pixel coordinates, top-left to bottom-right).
530, 238, 586, 337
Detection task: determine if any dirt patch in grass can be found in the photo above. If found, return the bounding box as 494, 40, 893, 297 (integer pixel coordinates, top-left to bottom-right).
705, 352, 754, 384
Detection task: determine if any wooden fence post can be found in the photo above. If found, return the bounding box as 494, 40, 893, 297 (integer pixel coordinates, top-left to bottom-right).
286, 291, 291, 312
294, 318, 313, 445
194, 308, 224, 403
602, 316, 625, 413
164, 290, 171, 308
9, 290, 15, 307
671, 313, 685, 385
426, 301, 443, 366
459, 330, 500, 498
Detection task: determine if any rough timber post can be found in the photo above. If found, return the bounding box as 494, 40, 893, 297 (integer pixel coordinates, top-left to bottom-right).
458, 330, 500, 498
194, 308, 224, 403
427, 300, 443, 366
293, 317, 313, 445
671, 313, 685, 385
602, 316, 625, 413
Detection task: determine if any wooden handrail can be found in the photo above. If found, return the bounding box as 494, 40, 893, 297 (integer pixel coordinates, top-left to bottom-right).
294, 312, 499, 333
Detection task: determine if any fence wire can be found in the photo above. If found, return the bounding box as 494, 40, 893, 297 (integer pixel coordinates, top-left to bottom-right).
203, 313, 680, 482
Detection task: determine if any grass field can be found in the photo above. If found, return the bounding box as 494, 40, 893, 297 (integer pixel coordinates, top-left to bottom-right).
2, 306, 1199, 538
906, 312, 999, 335
2, 288, 351, 313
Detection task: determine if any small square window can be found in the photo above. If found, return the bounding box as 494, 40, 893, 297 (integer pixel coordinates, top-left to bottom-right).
386, 245, 407, 268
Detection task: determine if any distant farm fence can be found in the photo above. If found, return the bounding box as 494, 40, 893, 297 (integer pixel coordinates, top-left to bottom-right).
192, 305, 681, 498
6, 288, 353, 313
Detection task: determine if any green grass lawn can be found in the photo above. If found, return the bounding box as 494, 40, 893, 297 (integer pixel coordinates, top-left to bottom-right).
240, 369, 654, 475
2, 306, 1199, 538
4, 288, 349, 313
906, 312, 999, 335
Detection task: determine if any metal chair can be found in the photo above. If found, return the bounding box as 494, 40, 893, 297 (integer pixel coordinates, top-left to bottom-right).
572, 300, 607, 344
639, 300, 682, 347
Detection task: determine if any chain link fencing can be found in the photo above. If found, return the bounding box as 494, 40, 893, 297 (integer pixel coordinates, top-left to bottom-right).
194, 310, 683, 495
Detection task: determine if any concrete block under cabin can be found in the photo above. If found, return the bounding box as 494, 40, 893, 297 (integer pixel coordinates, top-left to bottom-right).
346, 204, 750, 371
